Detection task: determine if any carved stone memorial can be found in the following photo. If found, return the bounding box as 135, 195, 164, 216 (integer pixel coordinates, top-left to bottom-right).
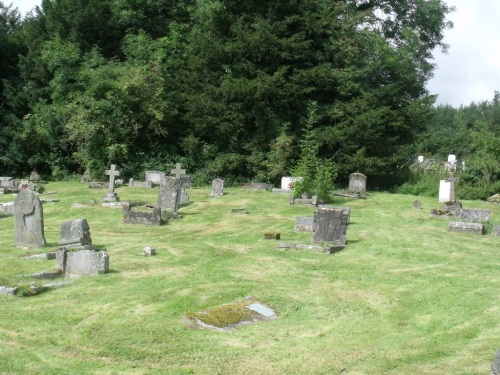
14, 189, 46, 248
157, 176, 180, 216
59, 219, 92, 248
211, 178, 224, 197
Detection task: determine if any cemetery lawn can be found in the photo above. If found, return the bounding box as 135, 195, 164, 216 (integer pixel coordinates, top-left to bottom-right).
1, 182, 500, 374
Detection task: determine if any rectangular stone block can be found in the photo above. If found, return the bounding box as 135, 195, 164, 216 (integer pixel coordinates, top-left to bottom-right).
448, 221, 485, 235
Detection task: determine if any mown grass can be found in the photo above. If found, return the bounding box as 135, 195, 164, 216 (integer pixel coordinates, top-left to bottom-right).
1, 182, 500, 374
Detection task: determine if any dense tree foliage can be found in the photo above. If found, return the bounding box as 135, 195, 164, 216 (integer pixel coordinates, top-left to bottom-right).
0, 0, 454, 187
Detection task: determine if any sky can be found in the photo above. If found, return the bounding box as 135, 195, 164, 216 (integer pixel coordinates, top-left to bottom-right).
11, 0, 500, 108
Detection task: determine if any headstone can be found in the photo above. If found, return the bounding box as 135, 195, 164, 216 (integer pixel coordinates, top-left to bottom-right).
81, 170, 91, 183
123, 203, 163, 225
413, 200, 422, 210
242, 182, 272, 190
29, 170, 40, 181
438, 179, 451, 202
170, 163, 186, 179
349, 173, 367, 194
157, 176, 180, 216
143, 247, 156, 256
179, 176, 192, 205
211, 178, 224, 197
103, 164, 120, 202
492, 224, 500, 237
418, 155, 424, 163
0, 177, 15, 188
295, 216, 314, 232
448, 154, 456, 166
312, 206, 347, 247
448, 221, 485, 235
59, 219, 92, 247
492, 348, 500, 375
0, 201, 15, 216
280, 177, 302, 190
56, 247, 109, 278
14, 189, 46, 248
144, 171, 165, 185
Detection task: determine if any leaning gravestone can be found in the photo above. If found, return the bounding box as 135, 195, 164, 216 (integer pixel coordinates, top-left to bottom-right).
211, 178, 224, 197
59, 219, 92, 248
14, 189, 46, 248
103, 164, 120, 202
349, 173, 367, 194
312, 206, 347, 247
157, 176, 180, 216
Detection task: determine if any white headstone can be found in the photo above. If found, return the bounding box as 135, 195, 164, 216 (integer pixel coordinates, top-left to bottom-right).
280, 177, 302, 190
448, 154, 456, 163
418, 155, 424, 163
439, 180, 451, 202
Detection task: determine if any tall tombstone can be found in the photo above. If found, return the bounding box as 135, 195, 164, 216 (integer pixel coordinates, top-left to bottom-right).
103, 164, 120, 202
312, 206, 347, 245
59, 219, 92, 248
439, 173, 459, 202
14, 189, 46, 248
157, 176, 180, 215
211, 178, 224, 197
349, 173, 367, 194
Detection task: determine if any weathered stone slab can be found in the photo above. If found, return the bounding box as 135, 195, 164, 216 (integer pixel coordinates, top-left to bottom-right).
312, 206, 347, 244
14, 189, 46, 248
459, 209, 490, 222
413, 200, 422, 209
448, 221, 485, 235
0, 286, 18, 296
157, 176, 180, 215
60, 219, 92, 247
89, 182, 105, 189
123, 203, 163, 225
288, 196, 319, 206
211, 178, 224, 197
56, 247, 109, 278
26, 252, 56, 260
271, 188, 291, 194
276, 242, 343, 254
349, 173, 367, 194
492, 224, 500, 237
295, 216, 313, 232
0, 201, 15, 216
318, 206, 350, 225
492, 348, 500, 375
145, 171, 165, 185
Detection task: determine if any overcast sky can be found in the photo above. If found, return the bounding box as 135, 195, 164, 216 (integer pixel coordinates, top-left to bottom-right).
11, 0, 500, 108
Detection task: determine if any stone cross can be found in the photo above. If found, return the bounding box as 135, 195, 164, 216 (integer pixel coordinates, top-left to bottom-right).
170, 163, 186, 179
446, 173, 459, 201
105, 164, 120, 193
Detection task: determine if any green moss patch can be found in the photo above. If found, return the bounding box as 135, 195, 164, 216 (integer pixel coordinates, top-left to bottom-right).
186, 298, 275, 331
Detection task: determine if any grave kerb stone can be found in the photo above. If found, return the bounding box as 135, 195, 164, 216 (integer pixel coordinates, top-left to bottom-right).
447, 221, 485, 235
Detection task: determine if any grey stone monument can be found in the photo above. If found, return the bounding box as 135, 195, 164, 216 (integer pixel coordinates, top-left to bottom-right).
492, 348, 500, 375
56, 248, 109, 278
413, 200, 422, 209
349, 173, 367, 194
446, 173, 459, 202
59, 219, 92, 248
103, 164, 120, 202
144, 171, 165, 185
312, 206, 347, 246
157, 176, 180, 215
14, 189, 46, 248
211, 178, 224, 197
170, 163, 186, 179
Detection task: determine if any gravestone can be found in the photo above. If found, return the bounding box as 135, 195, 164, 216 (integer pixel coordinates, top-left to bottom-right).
243, 182, 272, 190
0, 201, 15, 216
170, 163, 186, 179
29, 170, 40, 181
179, 175, 192, 205
145, 171, 165, 185
448, 221, 485, 235
56, 248, 109, 278
81, 170, 91, 183
59, 219, 92, 247
211, 178, 224, 197
312, 206, 347, 247
123, 203, 163, 225
413, 200, 422, 210
0, 177, 15, 188
349, 173, 367, 194
492, 224, 500, 237
103, 164, 120, 202
439, 173, 459, 202
157, 176, 180, 216
14, 189, 46, 248
418, 155, 424, 163
295, 216, 314, 232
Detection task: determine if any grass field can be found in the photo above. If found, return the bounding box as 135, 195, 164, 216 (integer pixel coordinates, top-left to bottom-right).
1, 181, 499, 374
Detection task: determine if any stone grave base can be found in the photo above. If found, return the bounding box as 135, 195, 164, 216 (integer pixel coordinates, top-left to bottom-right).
277, 242, 344, 254
448, 221, 485, 235
123, 203, 163, 225
184, 296, 276, 332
